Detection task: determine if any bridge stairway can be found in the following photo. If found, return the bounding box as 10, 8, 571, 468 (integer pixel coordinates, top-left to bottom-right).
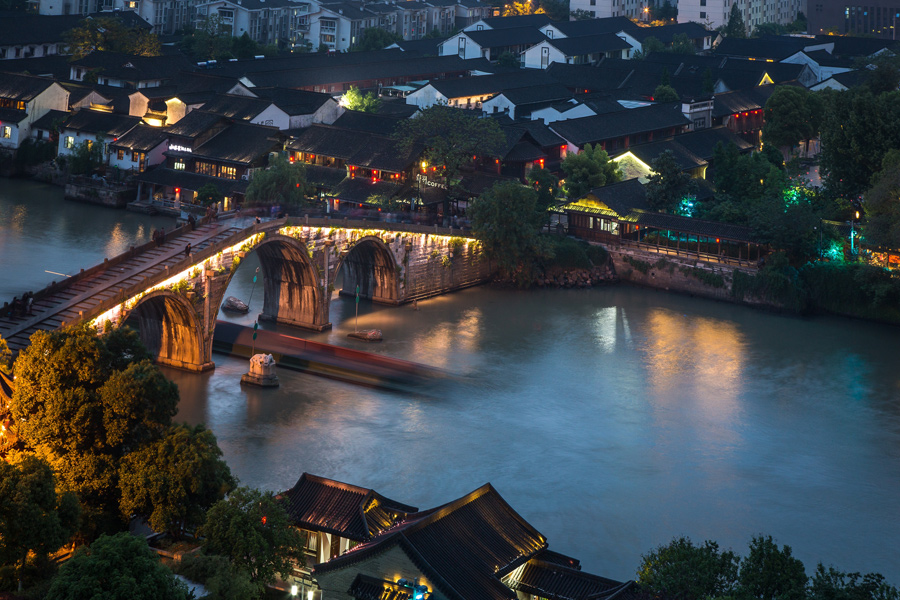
0, 223, 243, 355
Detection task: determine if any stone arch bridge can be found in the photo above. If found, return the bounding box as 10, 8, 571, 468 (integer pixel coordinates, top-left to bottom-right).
0, 218, 492, 372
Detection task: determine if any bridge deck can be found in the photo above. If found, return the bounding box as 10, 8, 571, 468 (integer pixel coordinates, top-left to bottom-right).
0, 221, 242, 354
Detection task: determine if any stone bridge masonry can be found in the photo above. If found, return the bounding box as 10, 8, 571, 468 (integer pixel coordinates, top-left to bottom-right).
87, 218, 493, 372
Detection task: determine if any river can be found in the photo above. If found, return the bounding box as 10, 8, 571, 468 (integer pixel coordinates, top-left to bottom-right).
2, 181, 898, 582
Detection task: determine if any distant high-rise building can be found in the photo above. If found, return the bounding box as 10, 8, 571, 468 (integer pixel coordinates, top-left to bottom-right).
678, 0, 806, 33
808, 0, 900, 38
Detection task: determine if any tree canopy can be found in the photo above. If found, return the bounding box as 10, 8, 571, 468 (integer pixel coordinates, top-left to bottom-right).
654, 84, 680, 103
560, 144, 621, 199
353, 27, 401, 51
0, 334, 10, 375
638, 536, 740, 600
862, 150, 900, 248
119, 423, 235, 539
646, 150, 693, 213
762, 86, 824, 154
527, 166, 560, 213
724, 3, 747, 37
46, 532, 192, 600
10, 326, 178, 535
64, 17, 161, 59
469, 181, 552, 286
197, 183, 224, 207
737, 536, 808, 600
340, 86, 382, 112
179, 17, 279, 61
245, 155, 312, 207
202, 487, 305, 590
0, 456, 81, 591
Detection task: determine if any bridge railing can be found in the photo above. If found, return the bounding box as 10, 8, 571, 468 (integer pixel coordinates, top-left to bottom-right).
282, 216, 476, 238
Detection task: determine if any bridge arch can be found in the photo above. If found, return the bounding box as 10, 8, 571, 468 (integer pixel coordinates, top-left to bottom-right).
123, 289, 213, 372
334, 235, 400, 305
249, 233, 330, 331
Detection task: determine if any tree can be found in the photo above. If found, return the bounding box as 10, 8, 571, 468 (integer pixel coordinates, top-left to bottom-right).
862, 150, 900, 249
64, 17, 162, 59
809, 564, 900, 600
0, 333, 10, 375
637, 536, 740, 600
202, 487, 305, 591
354, 27, 401, 51
179, 16, 234, 60
736, 536, 807, 600
10, 326, 177, 536
196, 183, 223, 207
469, 182, 552, 286
175, 553, 258, 600
762, 86, 824, 156
654, 84, 680, 103
724, 3, 747, 37
68, 139, 104, 175
639, 36, 667, 58
570, 9, 595, 19
245, 155, 311, 207
703, 67, 716, 94
395, 105, 505, 217
561, 143, 621, 199
671, 33, 696, 55
527, 166, 560, 213
539, 0, 570, 21
119, 424, 235, 539
0, 456, 80, 591
340, 86, 382, 112
646, 150, 693, 212
46, 532, 192, 600
503, 0, 543, 15
497, 51, 521, 69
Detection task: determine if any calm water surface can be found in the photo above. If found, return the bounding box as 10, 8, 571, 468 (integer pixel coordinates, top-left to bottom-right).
3, 182, 899, 582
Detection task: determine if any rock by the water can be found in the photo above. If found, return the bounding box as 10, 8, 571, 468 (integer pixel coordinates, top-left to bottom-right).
348, 329, 383, 342
222, 296, 249, 313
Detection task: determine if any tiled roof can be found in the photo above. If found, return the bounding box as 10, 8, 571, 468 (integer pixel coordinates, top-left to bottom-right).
714, 36, 808, 60
0, 107, 27, 123
566, 178, 649, 216
135, 166, 249, 196
712, 85, 776, 118
429, 71, 555, 99
620, 139, 706, 172
546, 33, 632, 56
481, 14, 552, 29
252, 87, 335, 115
0, 55, 71, 80
549, 102, 689, 147
392, 38, 442, 55
504, 140, 546, 162
304, 164, 349, 187
71, 51, 193, 83
630, 210, 756, 242
31, 109, 69, 131
505, 558, 625, 600
801, 49, 855, 68
109, 124, 167, 152
201, 94, 275, 120
0, 71, 58, 103
671, 125, 752, 160
281, 473, 417, 541
463, 26, 548, 49
829, 69, 866, 88
165, 110, 228, 138
192, 121, 282, 164
507, 119, 565, 148
289, 124, 422, 172
500, 84, 573, 106
61, 109, 141, 137
332, 110, 406, 136
333, 177, 403, 203
315, 483, 548, 600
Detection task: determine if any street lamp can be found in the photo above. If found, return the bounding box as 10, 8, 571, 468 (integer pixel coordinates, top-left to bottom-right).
850, 210, 859, 255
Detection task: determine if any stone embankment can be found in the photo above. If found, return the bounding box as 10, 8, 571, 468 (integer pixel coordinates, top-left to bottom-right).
534, 264, 617, 288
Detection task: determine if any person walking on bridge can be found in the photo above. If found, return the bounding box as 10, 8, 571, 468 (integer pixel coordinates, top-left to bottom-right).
184, 243, 192, 258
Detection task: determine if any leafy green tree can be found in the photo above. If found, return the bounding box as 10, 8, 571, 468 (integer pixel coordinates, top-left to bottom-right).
202, 487, 305, 591
862, 149, 900, 249
862, 53, 900, 95
46, 532, 191, 600
539, 0, 570, 20
646, 150, 693, 212
341, 86, 382, 112
724, 3, 747, 37
0, 456, 81, 591
654, 84, 680, 103
736, 535, 807, 600
196, 183, 223, 207
561, 143, 621, 199
10, 326, 177, 536
354, 27, 401, 51
232, 32, 262, 59
175, 553, 258, 600
68, 139, 105, 175
245, 155, 311, 207
527, 166, 560, 213
469, 181, 552, 286
752, 22, 788, 36
671, 33, 696, 55
570, 8, 595, 19
119, 424, 235, 539
64, 17, 161, 59
0, 333, 10, 375
179, 16, 233, 60
762, 86, 824, 156
637, 536, 740, 600
497, 51, 521, 68
641, 36, 667, 57
819, 88, 900, 199
808, 564, 900, 600
395, 104, 505, 216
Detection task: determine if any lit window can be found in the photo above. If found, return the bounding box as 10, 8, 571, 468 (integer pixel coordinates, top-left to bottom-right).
1, 126, 10, 139
117, 149, 124, 160
174, 160, 185, 171
65, 136, 74, 149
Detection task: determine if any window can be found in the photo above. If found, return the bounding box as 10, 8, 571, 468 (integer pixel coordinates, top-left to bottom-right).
1, 126, 10, 139
219, 165, 237, 179
196, 161, 216, 176
174, 159, 185, 170
700, 0, 706, 5
65, 136, 74, 149
132, 151, 139, 162
117, 149, 124, 160
700, 11, 706, 17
